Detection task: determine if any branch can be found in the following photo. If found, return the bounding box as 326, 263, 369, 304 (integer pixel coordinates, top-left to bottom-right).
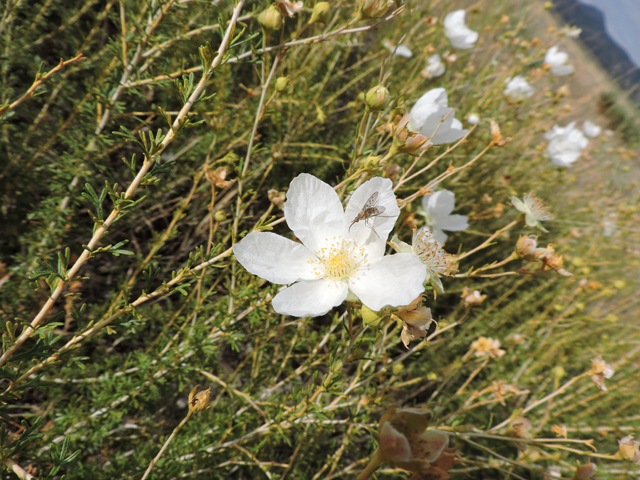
0, 54, 85, 117
0, 1, 246, 370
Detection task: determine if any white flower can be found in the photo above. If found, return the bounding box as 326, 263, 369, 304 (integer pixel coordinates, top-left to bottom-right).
382, 39, 413, 58
511, 192, 554, 232
583, 120, 601, 138
419, 189, 468, 244
562, 25, 582, 38
544, 121, 588, 167
444, 10, 478, 50
390, 227, 456, 293
408, 88, 468, 145
503, 75, 535, 99
466, 113, 479, 125
233, 174, 427, 317
421, 54, 445, 78
544, 46, 575, 76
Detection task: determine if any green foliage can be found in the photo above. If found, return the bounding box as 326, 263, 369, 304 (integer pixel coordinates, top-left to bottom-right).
0, 0, 639, 479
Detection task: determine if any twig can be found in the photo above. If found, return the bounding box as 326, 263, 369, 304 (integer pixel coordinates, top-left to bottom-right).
141, 411, 193, 480
0, 54, 85, 116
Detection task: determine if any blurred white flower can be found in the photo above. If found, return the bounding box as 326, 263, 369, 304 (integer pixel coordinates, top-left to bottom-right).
583, 120, 602, 138
419, 189, 468, 244
545, 121, 588, 167
421, 53, 445, 78
383, 39, 412, 58
562, 25, 582, 38
466, 113, 480, 125
503, 75, 535, 99
544, 46, 575, 76
408, 88, 468, 145
233, 174, 426, 317
603, 212, 618, 237
444, 10, 478, 50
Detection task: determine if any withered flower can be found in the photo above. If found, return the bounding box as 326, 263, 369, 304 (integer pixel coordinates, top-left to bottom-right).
461, 287, 486, 307
588, 356, 614, 392
616, 435, 640, 464
394, 295, 435, 348
470, 336, 505, 359
357, 407, 452, 480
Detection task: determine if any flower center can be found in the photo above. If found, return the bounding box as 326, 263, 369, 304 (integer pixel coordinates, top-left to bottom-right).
309, 236, 367, 281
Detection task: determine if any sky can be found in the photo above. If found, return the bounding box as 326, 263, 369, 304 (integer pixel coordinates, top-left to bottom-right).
578, 0, 640, 66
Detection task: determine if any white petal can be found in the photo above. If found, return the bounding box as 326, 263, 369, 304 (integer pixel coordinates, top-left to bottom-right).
432, 113, 468, 145
437, 214, 469, 232
284, 173, 344, 252
443, 10, 466, 30
349, 254, 427, 311
344, 176, 399, 258
394, 45, 413, 58
426, 190, 455, 218
272, 279, 348, 317
511, 196, 527, 214
233, 232, 316, 284
389, 234, 413, 254
412, 88, 448, 112
427, 227, 448, 245
551, 64, 574, 76
583, 121, 601, 138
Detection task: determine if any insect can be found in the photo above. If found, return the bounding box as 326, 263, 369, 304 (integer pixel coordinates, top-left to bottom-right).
349, 191, 393, 236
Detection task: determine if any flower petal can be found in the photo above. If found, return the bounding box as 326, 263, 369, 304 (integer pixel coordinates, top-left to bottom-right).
344, 176, 400, 258
272, 279, 348, 317
284, 173, 344, 252
437, 214, 469, 232
426, 190, 456, 218
233, 232, 317, 284
511, 196, 527, 213
349, 253, 427, 311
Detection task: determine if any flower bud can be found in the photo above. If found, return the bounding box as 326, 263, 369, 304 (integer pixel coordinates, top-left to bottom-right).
572, 463, 596, 479
188, 385, 211, 414
392, 114, 431, 156
258, 4, 282, 33
515, 235, 537, 259
309, 1, 331, 24
275, 76, 292, 93
365, 84, 390, 112
363, 155, 383, 170
214, 210, 227, 222
362, 304, 384, 327
357, 0, 393, 19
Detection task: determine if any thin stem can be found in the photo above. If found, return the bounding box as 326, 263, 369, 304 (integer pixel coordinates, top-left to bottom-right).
491, 374, 588, 431
355, 449, 384, 480
141, 411, 193, 480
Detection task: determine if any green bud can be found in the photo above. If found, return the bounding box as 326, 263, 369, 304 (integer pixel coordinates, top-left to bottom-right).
551, 365, 566, 380
362, 305, 384, 327
214, 210, 227, 222
309, 2, 331, 24
364, 84, 390, 112
357, 0, 393, 20
275, 76, 292, 93
258, 4, 282, 33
